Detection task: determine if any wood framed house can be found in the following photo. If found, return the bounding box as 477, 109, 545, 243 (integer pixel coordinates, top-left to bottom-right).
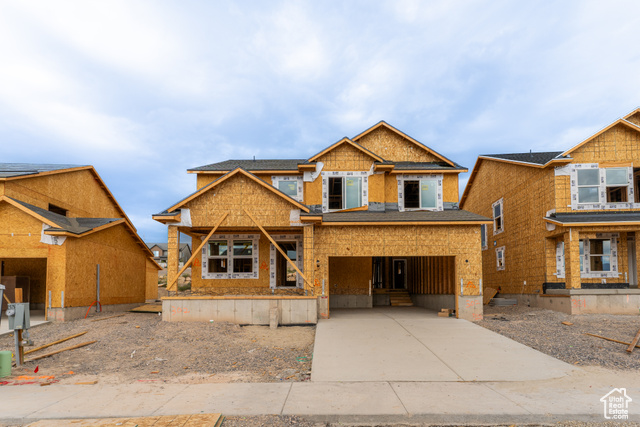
147, 242, 192, 266
0, 164, 160, 320
155, 122, 490, 323
460, 108, 640, 314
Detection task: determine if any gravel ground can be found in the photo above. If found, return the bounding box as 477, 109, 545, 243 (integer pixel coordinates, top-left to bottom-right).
478, 305, 640, 369
0, 312, 315, 385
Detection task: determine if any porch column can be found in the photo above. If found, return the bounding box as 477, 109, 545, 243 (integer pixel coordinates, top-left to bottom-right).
303, 225, 317, 295
564, 229, 581, 289
167, 226, 180, 291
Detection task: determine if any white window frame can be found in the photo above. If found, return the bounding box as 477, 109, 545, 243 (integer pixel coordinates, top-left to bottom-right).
201, 234, 259, 280
556, 241, 565, 278
492, 198, 504, 235
579, 233, 619, 278
271, 175, 303, 202
569, 164, 637, 210
269, 234, 304, 289
321, 171, 369, 213
496, 246, 505, 271
481, 224, 488, 251
396, 174, 444, 212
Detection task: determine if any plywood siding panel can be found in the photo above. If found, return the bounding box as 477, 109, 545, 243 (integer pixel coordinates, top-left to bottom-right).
355, 127, 441, 163
146, 258, 158, 300
463, 160, 555, 294
4, 170, 121, 219
187, 175, 296, 228
329, 257, 371, 295
64, 224, 147, 306
316, 143, 375, 171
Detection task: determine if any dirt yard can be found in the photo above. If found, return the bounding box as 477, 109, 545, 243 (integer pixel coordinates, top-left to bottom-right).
0, 312, 315, 386
478, 305, 640, 370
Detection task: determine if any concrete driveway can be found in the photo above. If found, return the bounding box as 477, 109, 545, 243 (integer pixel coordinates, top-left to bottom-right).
311, 307, 576, 382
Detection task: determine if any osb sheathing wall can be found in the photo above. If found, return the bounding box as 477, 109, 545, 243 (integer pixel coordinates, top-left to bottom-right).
64, 224, 147, 307
311, 225, 482, 297
186, 175, 295, 229
555, 124, 640, 213
328, 257, 372, 295
4, 169, 122, 219
196, 172, 276, 191
145, 258, 159, 300
462, 159, 556, 294
316, 143, 376, 171
627, 112, 640, 127
354, 127, 441, 163
190, 235, 305, 295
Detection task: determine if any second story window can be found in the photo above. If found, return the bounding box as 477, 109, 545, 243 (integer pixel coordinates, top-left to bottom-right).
492, 198, 504, 234
321, 171, 369, 212
571, 164, 635, 209
271, 176, 303, 202
397, 174, 443, 212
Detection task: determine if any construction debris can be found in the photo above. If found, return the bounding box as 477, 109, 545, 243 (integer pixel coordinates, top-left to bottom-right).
24, 331, 88, 355
483, 287, 498, 305
489, 298, 517, 306
584, 333, 640, 350
25, 341, 97, 363
438, 308, 454, 318
90, 314, 126, 322
627, 328, 640, 353
561, 321, 573, 326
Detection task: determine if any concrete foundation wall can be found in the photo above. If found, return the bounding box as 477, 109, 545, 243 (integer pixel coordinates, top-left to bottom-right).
47, 303, 141, 321
500, 290, 640, 315
411, 294, 455, 311
373, 294, 390, 306
162, 297, 318, 325
457, 295, 483, 321
329, 294, 373, 309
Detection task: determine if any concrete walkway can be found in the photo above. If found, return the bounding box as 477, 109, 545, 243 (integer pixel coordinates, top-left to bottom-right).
2, 367, 640, 424
0, 311, 48, 336
312, 307, 575, 382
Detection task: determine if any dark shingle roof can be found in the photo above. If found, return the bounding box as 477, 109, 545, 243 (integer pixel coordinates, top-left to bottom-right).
394, 161, 467, 171
189, 159, 308, 172
146, 242, 191, 251
303, 209, 490, 223
481, 152, 566, 166
546, 212, 640, 224
0, 163, 87, 178
9, 197, 121, 235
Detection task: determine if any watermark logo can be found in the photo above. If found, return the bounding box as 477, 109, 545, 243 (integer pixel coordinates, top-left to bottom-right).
600, 388, 632, 420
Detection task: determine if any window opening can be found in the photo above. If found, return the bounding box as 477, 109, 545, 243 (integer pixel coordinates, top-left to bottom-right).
276, 242, 297, 287
606, 168, 629, 203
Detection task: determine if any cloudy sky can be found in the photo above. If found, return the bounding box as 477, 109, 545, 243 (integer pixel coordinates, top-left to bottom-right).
1, 0, 639, 242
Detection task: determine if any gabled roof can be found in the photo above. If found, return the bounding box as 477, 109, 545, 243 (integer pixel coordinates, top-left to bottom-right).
393, 161, 467, 171
352, 121, 456, 167
623, 107, 640, 121
159, 167, 310, 215
0, 163, 89, 178
561, 118, 640, 157
146, 242, 191, 251
188, 159, 308, 173
308, 137, 384, 162
0, 163, 136, 231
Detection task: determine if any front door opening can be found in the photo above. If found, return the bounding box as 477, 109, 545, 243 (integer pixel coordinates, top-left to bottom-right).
276, 242, 297, 287
393, 259, 407, 289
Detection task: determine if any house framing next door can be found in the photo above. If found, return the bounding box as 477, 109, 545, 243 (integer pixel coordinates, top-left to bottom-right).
393, 259, 407, 290
628, 235, 637, 287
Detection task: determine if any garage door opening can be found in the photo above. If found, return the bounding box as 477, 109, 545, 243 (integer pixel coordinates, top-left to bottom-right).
328, 256, 456, 310
0, 258, 48, 312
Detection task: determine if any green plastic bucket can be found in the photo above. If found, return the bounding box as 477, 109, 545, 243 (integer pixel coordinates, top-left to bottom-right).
0, 350, 12, 378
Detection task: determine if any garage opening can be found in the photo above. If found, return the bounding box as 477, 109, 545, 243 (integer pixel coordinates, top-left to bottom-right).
328, 256, 456, 310
0, 258, 48, 312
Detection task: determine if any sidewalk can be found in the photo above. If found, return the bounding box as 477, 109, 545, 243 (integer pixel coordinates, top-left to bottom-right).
2, 366, 639, 424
